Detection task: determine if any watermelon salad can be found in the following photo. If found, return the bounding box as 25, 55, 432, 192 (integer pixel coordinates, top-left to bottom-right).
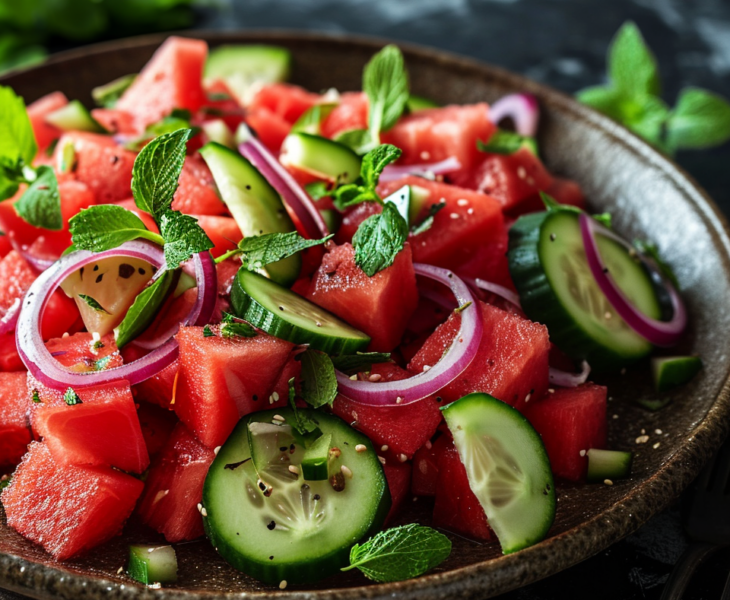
0, 37, 701, 588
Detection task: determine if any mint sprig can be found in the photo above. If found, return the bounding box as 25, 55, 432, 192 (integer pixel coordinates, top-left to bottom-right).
299, 349, 338, 409
352, 201, 408, 277
332, 144, 402, 210
342, 524, 452, 582
477, 130, 537, 156
158, 210, 214, 271
216, 231, 333, 268
364, 45, 410, 145
69, 205, 164, 252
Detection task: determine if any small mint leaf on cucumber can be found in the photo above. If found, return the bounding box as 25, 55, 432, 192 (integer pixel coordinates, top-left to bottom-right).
304, 180, 332, 200
158, 210, 214, 271
334, 128, 378, 156
221, 321, 257, 339
332, 144, 402, 210
287, 377, 320, 436
69, 204, 165, 252
218, 231, 333, 269
352, 202, 408, 277
299, 349, 337, 409
92, 74, 137, 109
342, 523, 451, 582
330, 352, 391, 375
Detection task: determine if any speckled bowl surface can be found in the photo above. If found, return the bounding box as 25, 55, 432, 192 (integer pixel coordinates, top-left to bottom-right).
1, 29, 730, 600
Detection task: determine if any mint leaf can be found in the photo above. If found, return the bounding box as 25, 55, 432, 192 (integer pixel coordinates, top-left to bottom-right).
477, 130, 534, 155
14, 165, 62, 230
64, 388, 82, 406
609, 21, 661, 97
666, 87, 730, 151
159, 210, 214, 270
299, 349, 337, 409
361, 144, 402, 188
287, 377, 320, 437
352, 202, 408, 277
69, 205, 164, 252
593, 212, 612, 228
576, 86, 627, 122
92, 73, 137, 109
0, 85, 37, 170
78, 294, 108, 314
114, 270, 175, 349
330, 352, 391, 375
231, 231, 333, 271
364, 45, 409, 142
125, 110, 196, 152
31, 389, 41, 404
342, 524, 452, 582
304, 180, 332, 200
334, 128, 377, 155
411, 201, 445, 236
131, 128, 191, 219
221, 321, 257, 338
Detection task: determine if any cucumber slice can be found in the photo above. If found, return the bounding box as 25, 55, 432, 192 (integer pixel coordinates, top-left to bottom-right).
508, 207, 662, 371
301, 433, 332, 481
199, 142, 300, 286
92, 74, 136, 108
280, 132, 361, 184
586, 449, 633, 483
127, 545, 177, 585
652, 355, 702, 392
201, 119, 235, 149
406, 95, 439, 112
231, 268, 370, 354
205, 45, 292, 104
203, 408, 390, 585
442, 393, 555, 554
45, 100, 106, 133
291, 103, 337, 135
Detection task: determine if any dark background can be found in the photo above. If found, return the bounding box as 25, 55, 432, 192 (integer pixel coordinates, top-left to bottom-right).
4, 0, 730, 598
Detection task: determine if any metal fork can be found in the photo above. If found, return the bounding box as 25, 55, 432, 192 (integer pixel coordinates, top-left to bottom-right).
660, 439, 730, 600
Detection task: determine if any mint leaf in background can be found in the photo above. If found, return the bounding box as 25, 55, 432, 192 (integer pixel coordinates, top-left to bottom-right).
342, 524, 452, 582
330, 352, 391, 375
608, 21, 661, 98
158, 210, 214, 270
353, 202, 408, 277
92, 73, 137, 108
0, 85, 37, 169
363, 45, 409, 142
15, 166, 62, 230
624, 95, 671, 151
299, 349, 338, 409
114, 269, 175, 349
131, 128, 191, 219
666, 88, 730, 151
334, 128, 377, 156
477, 130, 532, 155
77, 294, 108, 314
69, 205, 164, 252
575, 86, 628, 122
361, 144, 402, 188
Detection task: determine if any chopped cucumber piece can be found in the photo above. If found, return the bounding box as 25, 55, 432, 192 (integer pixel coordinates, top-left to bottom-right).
442, 393, 555, 554
280, 132, 361, 184
291, 103, 337, 135
201, 119, 235, 149
406, 94, 439, 112
319, 208, 340, 233
383, 185, 411, 225
205, 45, 292, 104
635, 397, 672, 412
127, 545, 177, 585
203, 408, 390, 584
586, 449, 633, 483
92, 74, 136, 108
57, 139, 76, 174
45, 100, 106, 133
301, 433, 332, 481
508, 207, 662, 371
408, 184, 433, 223
199, 142, 300, 286
652, 355, 702, 392
231, 268, 370, 354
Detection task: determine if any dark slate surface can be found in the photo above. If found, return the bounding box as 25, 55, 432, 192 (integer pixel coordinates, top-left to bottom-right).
3, 1, 730, 598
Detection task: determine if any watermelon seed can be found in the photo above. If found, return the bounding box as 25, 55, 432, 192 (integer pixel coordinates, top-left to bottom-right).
398, 454, 407, 463
604, 479, 614, 486
381, 445, 389, 452
117, 567, 123, 574
279, 580, 288, 590
267, 521, 276, 530
368, 373, 381, 382
655, 429, 663, 435
378, 456, 387, 465
111, 155, 119, 165
330, 471, 346, 491
279, 446, 287, 452
653, 442, 661, 449
288, 465, 300, 475
269, 555, 273, 559
272, 414, 285, 422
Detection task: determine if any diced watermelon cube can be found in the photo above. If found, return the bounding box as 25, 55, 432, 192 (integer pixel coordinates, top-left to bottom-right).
523, 383, 608, 481
0, 251, 36, 320
0, 333, 23, 372
246, 107, 291, 154
137, 402, 178, 458
249, 83, 320, 125
306, 243, 419, 352
334, 202, 381, 246
27, 91, 68, 153
41, 288, 80, 340
122, 344, 178, 409
0, 372, 31, 469
383, 461, 412, 525
90, 108, 138, 135
331, 363, 442, 459
171, 154, 227, 216
194, 215, 242, 258
321, 92, 368, 139
546, 177, 586, 211
408, 301, 550, 411
1, 441, 143, 560
174, 325, 294, 448
136, 422, 215, 542
411, 440, 439, 497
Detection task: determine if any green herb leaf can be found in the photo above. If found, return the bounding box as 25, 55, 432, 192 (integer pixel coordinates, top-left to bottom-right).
0, 475, 12, 491
158, 210, 214, 270
608, 21, 661, 98
361, 144, 402, 188
114, 270, 175, 349
411, 201, 445, 236
0, 85, 37, 171
287, 377, 320, 436
575, 86, 627, 122
299, 349, 337, 409
78, 294, 109, 314
69, 205, 164, 252
342, 524, 452, 582
477, 130, 530, 155
126, 110, 196, 152
203, 325, 215, 337
233, 231, 333, 271
352, 202, 409, 277
31, 389, 41, 404
64, 388, 82, 406
94, 355, 113, 371
92, 73, 137, 108
330, 352, 391, 375
666, 87, 730, 151
131, 128, 191, 220
364, 45, 409, 142
304, 180, 332, 200
633, 238, 680, 289
593, 212, 612, 228
334, 128, 377, 155
221, 321, 257, 338
15, 165, 62, 230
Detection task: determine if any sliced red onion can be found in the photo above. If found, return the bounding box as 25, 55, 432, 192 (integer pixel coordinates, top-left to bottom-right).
0, 298, 21, 336
489, 93, 540, 137
238, 125, 329, 239
335, 264, 482, 405
380, 157, 462, 182
549, 361, 591, 387
16, 240, 217, 390
10, 233, 56, 272
579, 213, 687, 347
473, 278, 522, 309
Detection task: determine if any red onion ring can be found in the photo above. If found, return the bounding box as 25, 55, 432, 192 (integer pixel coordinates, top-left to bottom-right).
0, 299, 21, 336
16, 240, 217, 390
335, 264, 482, 405
549, 360, 591, 387
579, 213, 687, 347
380, 157, 462, 182
472, 278, 522, 309
489, 93, 540, 137
237, 125, 329, 239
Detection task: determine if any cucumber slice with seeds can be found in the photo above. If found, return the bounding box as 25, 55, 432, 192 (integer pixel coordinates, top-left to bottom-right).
231, 268, 370, 354
203, 408, 390, 584
586, 449, 633, 483
442, 393, 555, 554
652, 355, 702, 392
127, 545, 177, 584
280, 132, 361, 184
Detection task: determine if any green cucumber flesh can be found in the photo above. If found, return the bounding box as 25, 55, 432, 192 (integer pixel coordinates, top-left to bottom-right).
127, 545, 177, 584
407, 184, 434, 223
203, 408, 390, 585
508, 208, 661, 371
45, 100, 106, 133
301, 433, 332, 481
280, 132, 361, 184
586, 449, 633, 483
201, 119, 235, 149
652, 355, 702, 392
231, 268, 370, 354
291, 103, 337, 135
442, 393, 555, 554
406, 95, 439, 112
92, 74, 136, 108
199, 142, 300, 286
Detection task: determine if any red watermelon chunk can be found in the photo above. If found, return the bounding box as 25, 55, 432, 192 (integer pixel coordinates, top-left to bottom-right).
432, 435, 493, 541
41, 287, 80, 341
27, 91, 67, 153
523, 383, 608, 482
194, 215, 242, 258
334, 202, 381, 245
246, 107, 291, 154
117, 36, 208, 130
306, 243, 419, 352
0, 333, 24, 372
267, 353, 303, 411
90, 108, 137, 135
171, 154, 227, 216
411, 440, 439, 497
43, 331, 122, 372
546, 177, 586, 211
0, 372, 31, 469
174, 325, 294, 448
408, 301, 550, 411
383, 460, 412, 525
249, 83, 320, 124
382, 104, 495, 174
1, 441, 143, 560
137, 402, 178, 458
331, 363, 442, 459
321, 92, 368, 139
136, 422, 215, 542
0, 251, 36, 320
122, 344, 178, 409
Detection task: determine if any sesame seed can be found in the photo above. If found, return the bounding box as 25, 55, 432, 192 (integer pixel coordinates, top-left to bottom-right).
368, 373, 382, 382
273, 414, 285, 422
398, 453, 408, 463
517, 166, 527, 179
579, 449, 586, 457
272, 392, 280, 402
548, 388, 555, 394
525, 393, 531, 403
653, 442, 661, 449
117, 566, 124, 575
381, 445, 389, 452
355, 444, 367, 453
201, 507, 208, 517
613, 414, 619, 419
62, 332, 69, 338
279, 580, 288, 590
604, 311, 612, 319
450, 213, 460, 220
641, 428, 646, 435
288, 465, 300, 475
635, 435, 650, 444
425, 440, 433, 450
197, 503, 202, 512
378, 456, 387, 465
457, 198, 469, 207
341, 465, 353, 478
423, 365, 431, 372
269, 396, 275, 404
655, 429, 663, 435
214, 446, 221, 455
604, 479, 614, 486
396, 396, 404, 404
